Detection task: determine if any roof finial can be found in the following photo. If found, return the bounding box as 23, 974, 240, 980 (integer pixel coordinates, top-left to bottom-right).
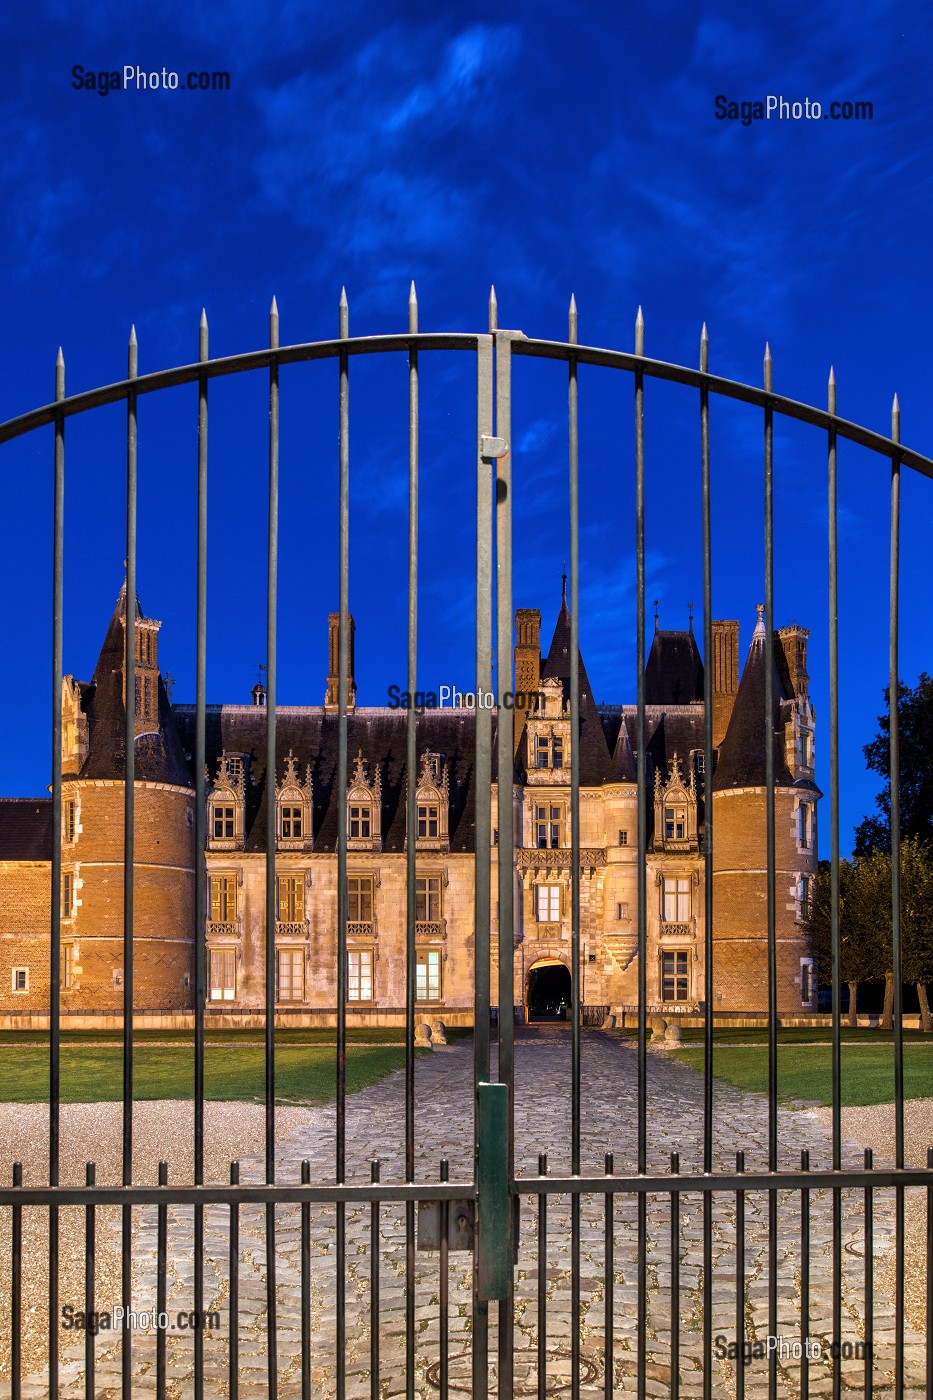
561, 571, 567, 606
753, 602, 766, 640
653, 599, 659, 633
688, 601, 694, 633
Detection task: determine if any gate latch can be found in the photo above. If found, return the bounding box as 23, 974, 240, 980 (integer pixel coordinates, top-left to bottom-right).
417, 1198, 474, 1251
480, 435, 508, 459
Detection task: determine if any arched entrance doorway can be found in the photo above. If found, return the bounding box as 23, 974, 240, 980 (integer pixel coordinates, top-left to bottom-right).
526, 959, 572, 1022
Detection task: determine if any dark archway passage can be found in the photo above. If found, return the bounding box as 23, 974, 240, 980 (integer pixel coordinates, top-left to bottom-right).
526, 962, 572, 1021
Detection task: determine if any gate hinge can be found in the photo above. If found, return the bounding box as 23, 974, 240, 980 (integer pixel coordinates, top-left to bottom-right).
480, 435, 508, 459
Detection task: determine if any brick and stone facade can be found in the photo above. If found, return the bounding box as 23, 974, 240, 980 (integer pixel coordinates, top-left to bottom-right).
0, 583, 819, 1023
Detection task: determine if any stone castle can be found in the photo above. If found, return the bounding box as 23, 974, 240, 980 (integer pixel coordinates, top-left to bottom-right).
0, 582, 820, 1023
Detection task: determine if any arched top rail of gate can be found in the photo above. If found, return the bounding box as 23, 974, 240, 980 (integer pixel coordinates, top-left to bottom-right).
1, 320, 931, 481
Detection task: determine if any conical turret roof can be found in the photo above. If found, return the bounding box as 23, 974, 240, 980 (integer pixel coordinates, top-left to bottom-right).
711, 607, 793, 791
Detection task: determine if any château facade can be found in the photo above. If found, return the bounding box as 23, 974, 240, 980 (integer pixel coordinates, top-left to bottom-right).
0, 582, 821, 1023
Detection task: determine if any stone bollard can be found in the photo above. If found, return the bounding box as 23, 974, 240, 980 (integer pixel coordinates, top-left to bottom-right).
415, 1022, 433, 1048
650, 1015, 667, 1042
430, 1019, 448, 1045
664, 1023, 683, 1045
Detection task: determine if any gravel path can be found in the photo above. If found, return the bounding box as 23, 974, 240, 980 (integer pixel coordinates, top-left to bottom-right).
1, 1033, 928, 1398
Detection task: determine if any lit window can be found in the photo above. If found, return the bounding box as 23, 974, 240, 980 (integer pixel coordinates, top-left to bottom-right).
661, 951, 689, 1002
416, 876, 442, 922
62, 871, 74, 919
348, 875, 374, 922
62, 943, 75, 990
212, 805, 235, 840
63, 797, 76, 844
209, 948, 236, 1001
275, 948, 304, 1002
662, 877, 691, 922
11, 967, 28, 993
349, 805, 371, 839
209, 874, 237, 923
277, 875, 304, 922
664, 806, 686, 841
535, 804, 561, 849
535, 733, 564, 768
416, 948, 442, 1002
348, 948, 374, 1001
536, 885, 560, 922
417, 804, 439, 839
280, 805, 303, 839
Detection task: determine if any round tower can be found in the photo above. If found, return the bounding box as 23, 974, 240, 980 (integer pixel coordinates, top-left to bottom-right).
60, 585, 195, 1014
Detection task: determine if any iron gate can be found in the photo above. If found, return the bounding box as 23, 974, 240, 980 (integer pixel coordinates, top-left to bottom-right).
0, 287, 931, 1399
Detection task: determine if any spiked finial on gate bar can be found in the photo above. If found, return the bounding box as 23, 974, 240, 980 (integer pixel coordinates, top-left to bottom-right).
199, 308, 208, 361
700, 322, 708, 373
828, 366, 836, 414
339, 286, 349, 339
892, 392, 900, 442
764, 342, 772, 392
488, 285, 497, 333
409, 280, 418, 334
55, 346, 65, 399
128, 324, 138, 378
568, 293, 578, 346
270, 295, 279, 351
635, 305, 644, 357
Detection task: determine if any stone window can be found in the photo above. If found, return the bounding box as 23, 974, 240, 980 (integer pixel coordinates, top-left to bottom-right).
62, 943, 75, 990
209, 948, 236, 1002
411, 752, 449, 850
62, 870, 76, 920
348, 948, 374, 1001
348, 875, 374, 922
798, 803, 812, 849
661, 950, 689, 1002
618, 829, 628, 846
417, 803, 439, 839
349, 804, 372, 839
616, 901, 630, 921
279, 805, 303, 840
63, 796, 77, 845
799, 875, 812, 921
347, 751, 382, 850
416, 876, 442, 922
536, 884, 560, 922
211, 804, 235, 840
277, 875, 304, 922
11, 967, 28, 993
800, 958, 815, 1006
276, 948, 304, 1002
662, 877, 691, 922
209, 874, 237, 923
416, 948, 442, 1002
535, 804, 562, 849
664, 805, 686, 841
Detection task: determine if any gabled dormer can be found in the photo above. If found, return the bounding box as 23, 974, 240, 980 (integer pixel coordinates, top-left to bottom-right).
276, 749, 313, 851
408, 751, 450, 852
347, 750, 382, 851
653, 752, 699, 853
525, 676, 570, 786
207, 751, 248, 851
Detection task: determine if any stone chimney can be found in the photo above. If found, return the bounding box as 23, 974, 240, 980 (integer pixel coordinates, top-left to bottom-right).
325, 612, 356, 712
513, 608, 541, 757
775, 625, 810, 700
711, 618, 740, 752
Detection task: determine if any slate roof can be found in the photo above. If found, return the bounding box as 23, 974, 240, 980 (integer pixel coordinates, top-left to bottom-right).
712, 613, 794, 791
78, 587, 193, 788
644, 628, 704, 705
0, 799, 53, 860
174, 707, 494, 854
535, 596, 612, 785
617, 706, 706, 782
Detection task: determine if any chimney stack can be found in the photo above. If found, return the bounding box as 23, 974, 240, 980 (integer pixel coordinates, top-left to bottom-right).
711, 618, 740, 752
325, 612, 356, 712
775, 625, 810, 700
513, 608, 541, 756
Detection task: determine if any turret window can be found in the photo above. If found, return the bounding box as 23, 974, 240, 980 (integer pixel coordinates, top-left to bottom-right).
63, 797, 76, 845
798, 804, 812, 849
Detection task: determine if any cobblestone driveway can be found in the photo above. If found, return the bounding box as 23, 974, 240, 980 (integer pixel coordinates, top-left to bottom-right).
19, 1028, 928, 1398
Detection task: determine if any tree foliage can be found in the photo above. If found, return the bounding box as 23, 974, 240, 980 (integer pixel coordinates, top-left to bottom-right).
854, 673, 933, 857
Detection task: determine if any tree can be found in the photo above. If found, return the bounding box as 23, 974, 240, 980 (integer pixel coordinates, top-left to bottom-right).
855, 673, 933, 857
807, 857, 886, 1025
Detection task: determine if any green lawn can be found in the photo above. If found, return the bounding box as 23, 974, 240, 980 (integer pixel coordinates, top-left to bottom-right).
0, 1026, 472, 1047
0, 1044, 424, 1105
674, 1042, 933, 1106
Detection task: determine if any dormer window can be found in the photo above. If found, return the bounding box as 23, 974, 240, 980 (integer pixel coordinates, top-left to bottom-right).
534, 731, 565, 770
207, 751, 248, 850
212, 804, 235, 840
280, 806, 303, 840
409, 751, 449, 851
653, 753, 698, 852
276, 750, 313, 851
349, 805, 372, 839
664, 806, 686, 842
417, 804, 439, 839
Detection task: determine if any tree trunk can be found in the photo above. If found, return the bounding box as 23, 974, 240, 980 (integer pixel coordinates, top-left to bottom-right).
918, 982, 933, 1034
847, 981, 858, 1028
881, 971, 895, 1030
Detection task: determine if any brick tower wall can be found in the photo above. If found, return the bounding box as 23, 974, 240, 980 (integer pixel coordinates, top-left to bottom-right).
711, 786, 816, 1013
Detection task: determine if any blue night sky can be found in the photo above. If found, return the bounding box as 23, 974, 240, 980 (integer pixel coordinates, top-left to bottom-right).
1, 0, 931, 855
